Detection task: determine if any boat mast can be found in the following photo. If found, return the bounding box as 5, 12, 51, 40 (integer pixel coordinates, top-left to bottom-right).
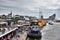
39, 8, 43, 20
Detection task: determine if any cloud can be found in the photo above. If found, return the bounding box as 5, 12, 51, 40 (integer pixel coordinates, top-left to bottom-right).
0, 0, 60, 18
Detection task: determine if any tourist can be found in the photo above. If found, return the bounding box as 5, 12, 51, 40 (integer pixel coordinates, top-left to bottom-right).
2, 28, 6, 34
16, 35, 20, 40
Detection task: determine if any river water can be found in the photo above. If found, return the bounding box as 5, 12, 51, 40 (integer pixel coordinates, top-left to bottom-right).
26, 22, 60, 40
41, 22, 60, 40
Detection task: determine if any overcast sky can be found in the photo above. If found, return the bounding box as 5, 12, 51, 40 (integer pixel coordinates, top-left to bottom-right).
0, 0, 60, 19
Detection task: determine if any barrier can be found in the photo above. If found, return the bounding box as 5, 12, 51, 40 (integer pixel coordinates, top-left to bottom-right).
0, 27, 18, 40
0, 24, 29, 40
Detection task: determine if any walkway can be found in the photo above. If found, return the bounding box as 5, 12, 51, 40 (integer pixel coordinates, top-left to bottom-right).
11, 31, 28, 40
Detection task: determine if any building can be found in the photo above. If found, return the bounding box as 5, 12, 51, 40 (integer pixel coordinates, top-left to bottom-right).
49, 14, 56, 20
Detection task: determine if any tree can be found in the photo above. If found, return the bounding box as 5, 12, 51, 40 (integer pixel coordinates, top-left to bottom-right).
12, 17, 20, 24
0, 16, 1, 18
1, 14, 6, 19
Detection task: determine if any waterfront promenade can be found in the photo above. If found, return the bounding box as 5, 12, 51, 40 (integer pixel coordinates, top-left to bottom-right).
11, 31, 27, 40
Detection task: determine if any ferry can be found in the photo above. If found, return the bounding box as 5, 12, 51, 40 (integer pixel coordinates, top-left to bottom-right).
27, 26, 42, 39
26, 21, 43, 40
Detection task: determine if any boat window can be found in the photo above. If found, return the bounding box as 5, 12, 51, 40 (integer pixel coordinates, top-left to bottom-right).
31, 31, 39, 34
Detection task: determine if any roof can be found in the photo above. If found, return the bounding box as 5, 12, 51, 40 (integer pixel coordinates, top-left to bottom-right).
0, 22, 7, 24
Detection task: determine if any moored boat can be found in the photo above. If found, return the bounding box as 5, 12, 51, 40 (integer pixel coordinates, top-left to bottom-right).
27, 26, 42, 39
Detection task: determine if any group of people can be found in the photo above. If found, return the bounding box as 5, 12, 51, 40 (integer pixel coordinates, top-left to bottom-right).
15, 25, 28, 40
1, 26, 16, 34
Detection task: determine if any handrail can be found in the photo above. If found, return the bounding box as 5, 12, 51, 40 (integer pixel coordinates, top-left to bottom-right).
0, 27, 18, 38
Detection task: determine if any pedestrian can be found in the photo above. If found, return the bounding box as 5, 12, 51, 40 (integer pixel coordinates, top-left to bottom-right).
2, 28, 6, 34
8, 34, 11, 40
16, 37, 19, 40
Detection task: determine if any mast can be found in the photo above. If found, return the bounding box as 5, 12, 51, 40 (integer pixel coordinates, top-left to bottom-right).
39, 8, 43, 20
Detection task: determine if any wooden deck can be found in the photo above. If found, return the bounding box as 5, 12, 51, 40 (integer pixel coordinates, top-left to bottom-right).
20, 31, 28, 40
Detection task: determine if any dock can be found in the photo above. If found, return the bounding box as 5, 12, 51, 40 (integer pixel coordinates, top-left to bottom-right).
11, 31, 28, 40
20, 31, 28, 40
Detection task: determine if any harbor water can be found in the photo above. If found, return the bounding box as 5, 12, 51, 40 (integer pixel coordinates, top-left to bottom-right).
26, 22, 60, 40
41, 22, 60, 40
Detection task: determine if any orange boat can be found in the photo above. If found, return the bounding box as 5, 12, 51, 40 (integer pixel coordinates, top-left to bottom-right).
38, 20, 46, 28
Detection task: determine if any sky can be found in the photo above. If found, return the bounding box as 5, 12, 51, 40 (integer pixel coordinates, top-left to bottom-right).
0, 0, 60, 19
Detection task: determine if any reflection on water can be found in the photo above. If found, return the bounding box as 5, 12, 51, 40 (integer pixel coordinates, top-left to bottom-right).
27, 37, 41, 40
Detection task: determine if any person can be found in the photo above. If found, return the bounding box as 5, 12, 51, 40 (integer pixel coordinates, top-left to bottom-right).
2, 28, 6, 34
16, 35, 20, 40
16, 37, 19, 40
7, 36, 10, 40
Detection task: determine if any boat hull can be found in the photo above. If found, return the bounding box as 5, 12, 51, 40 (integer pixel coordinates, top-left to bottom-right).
27, 31, 42, 38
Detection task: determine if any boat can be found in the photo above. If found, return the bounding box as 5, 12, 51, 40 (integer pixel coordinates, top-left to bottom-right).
48, 21, 54, 25
27, 26, 42, 39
